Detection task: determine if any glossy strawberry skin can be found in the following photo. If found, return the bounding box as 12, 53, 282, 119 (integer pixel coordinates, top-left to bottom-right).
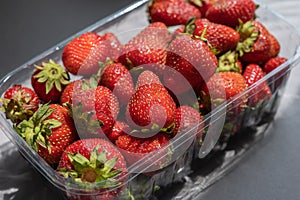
243, 64, 272, 106
57, 138, 127, 200
107, 121, 130, 143
62, 32, 122, 76
205, 0, 257, 28
2, 85, 40, 123
192, 18, 240, 55
173, 106, 203, 138
200, 72, 248, 114
100, 63, 135, 106
164, 34, 218, 94
118, 22, 171, 74
240, 21, 273, 64
136, 70, 162, 89
263, 57, 288, 90
126, 83, 176, 130
38, 104, 77, 165
148, 0, 201, 26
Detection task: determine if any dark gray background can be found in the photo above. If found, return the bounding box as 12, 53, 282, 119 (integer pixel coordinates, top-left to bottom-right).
1, 0, 300, 200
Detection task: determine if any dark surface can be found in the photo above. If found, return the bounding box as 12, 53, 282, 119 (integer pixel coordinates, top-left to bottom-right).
0, 0, 136, 79
1, 0, 300, 200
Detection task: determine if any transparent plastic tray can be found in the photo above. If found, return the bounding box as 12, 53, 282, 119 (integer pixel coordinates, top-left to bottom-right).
0, 0, 300, 199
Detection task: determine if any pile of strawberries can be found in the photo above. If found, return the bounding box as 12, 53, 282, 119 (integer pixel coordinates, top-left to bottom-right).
0, 0, 289, 199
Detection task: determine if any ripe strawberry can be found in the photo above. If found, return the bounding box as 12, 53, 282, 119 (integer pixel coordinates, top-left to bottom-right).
163, 34, 218, 94
148, 0, 201, 26
126, 83, 176, 130
263, 57, 288, 90
263, 57, 288, 74
57, 138, 128, 200
14, 104, 77, 165
115, 133, 171, 171
70, 81, 119, 137
118, 22, 171, 74
173, 106, 204, 138
186, 18, 240, 55
205, 0, 257, 28
0, 85, 40, 124
31, 59, 70, 103
237, 21, 276, 64
62, 32, 122, 76
267, 33, 280, 59
136, 70, 162, 89
243, 64, 272, 106
100, 62, 135, 106
107, 121, 130, 143
191, 0, 216, 16
199, 72, 248, 113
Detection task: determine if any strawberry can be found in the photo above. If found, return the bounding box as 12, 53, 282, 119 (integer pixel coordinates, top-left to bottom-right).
57, 138, 128, 200
14, 104, 77, 165
263, 57, 288, 74
191, 0, 216, 16
173, 106, 204, 138
186, 18, 240, 55
115, 132, 171, 171
107, 121, 130, 143
163, 34, 218, 94
100, 62, 135, 106
126, 83, 176, 131
205, 0, 257, 28
237, 20, 276, 64
135, 70, 162, 89
31, 59, 70, 103
70, 80, 119, 137
148, 0, 201, 26
199, 72, 248, 113
62, 32, 122, 76
243, 64, 272, 106
118, 22, 171, 74
263, 57, 288, 90
0, 85, 40, 124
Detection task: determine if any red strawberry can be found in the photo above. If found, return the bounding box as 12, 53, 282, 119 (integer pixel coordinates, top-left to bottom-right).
263, 57, 288, 74
126, 83, 176, 131
31, 59, 70, 103
115, 133, 171, 171
267, 33, 280, 59
199, 72, 248, 113
163, 34, 218, 94
237, 21, 275, 64
243, 64, 272, 106
57, 138, 128, 200
136, 70, 162, 89
71, 82, 119, 137
0, 85, 40, 124
263, 57, 288, 90
100, 62, 135, 106
205, 0, 257, 28
14, 104, 77, 165
62, 32, 122, 76
186, 18, 240, 55
148, 0, 201, 26
107, 121, 130, 143
118, 22, 171, 74
173, 106, 204, 138
191, 0, 216, 16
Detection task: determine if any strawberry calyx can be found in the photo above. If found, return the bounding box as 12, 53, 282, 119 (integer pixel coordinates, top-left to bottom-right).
236, 20, 260, 57
188, 0, 203, 7
184, 17, 197, 35
81, 76, 99, 90
59, 145, 122, 188
71, 103, 104, 135
217, 51, 241, 73
34, 59, 70, 94
13, 104, 62, 152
